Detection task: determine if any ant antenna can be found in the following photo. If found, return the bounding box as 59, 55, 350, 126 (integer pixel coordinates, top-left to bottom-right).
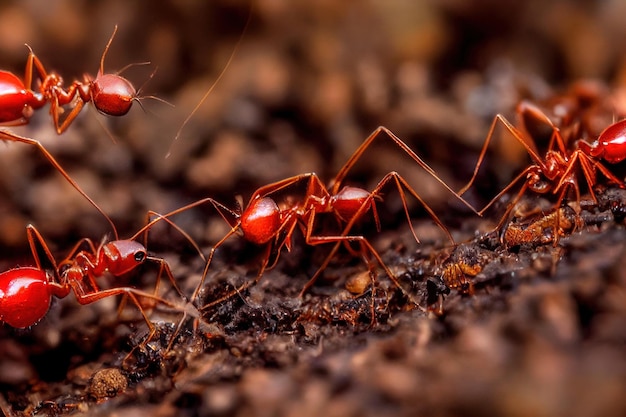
166, 2, 253, 158
116, 61, 151, 76
100, 25, 118, 75
134, 67, 175, 113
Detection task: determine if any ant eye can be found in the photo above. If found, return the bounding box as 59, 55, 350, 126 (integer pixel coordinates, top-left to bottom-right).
134, 251, 146, 263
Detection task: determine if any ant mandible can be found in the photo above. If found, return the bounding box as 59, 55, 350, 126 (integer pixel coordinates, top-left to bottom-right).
0, 25, 144, 134
459, 100, 626, 231
0, 209, 204, 338
157, 126, 477, 307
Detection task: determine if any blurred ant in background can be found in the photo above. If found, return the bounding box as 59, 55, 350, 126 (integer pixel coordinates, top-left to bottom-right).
459, 82, 626, 235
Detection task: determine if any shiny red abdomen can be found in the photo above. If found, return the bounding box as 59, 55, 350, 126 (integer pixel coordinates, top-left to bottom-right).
0, 267, 51, 328
597, 119, 626, 164
241, 197, 281, 245
0, 71, 38, 123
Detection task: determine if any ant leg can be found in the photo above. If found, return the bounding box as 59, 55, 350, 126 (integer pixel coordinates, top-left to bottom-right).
0, 129, 118, 239
25, 224, 61, 273
122, 196, 243, 308
58, 238, 99, 265
129, 198, 244, 302
114, 204, 227, 312
113, 259, 189, 326
141, 210, 206, 262
193, 213, 297, 307
163, 198, 240, 233
24, 225, 71, 298
23, 46, 88, 133
593, 161, 626, 188
331, 126, 477, 215
67, 252, 103, 295
578, 152, 626, 193
132, 197, 240, 243
190, 227, 240, 303
300, 231, 419, 307
515, 100, 568, 154
328, 170, 455, 259
301, 173, 442, 304
479, 167, 535, 217
249, 172, 326, 202
72, 285, 197, 342
458, 114, 547, 197
197, 211, 299, 305
378, 172, 454, 244
144, 256, 186, 299
132, 198, 242, 306
200, 280, 253, 312
53, 97, 86, 134
23, 45, 49, 91
493, 180, 532, 235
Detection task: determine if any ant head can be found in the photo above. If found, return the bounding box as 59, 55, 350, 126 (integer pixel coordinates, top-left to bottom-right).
91, 25, 156, 117
91, 73, 137, 116
102, 240, 148, 276
91, 65, 171, 119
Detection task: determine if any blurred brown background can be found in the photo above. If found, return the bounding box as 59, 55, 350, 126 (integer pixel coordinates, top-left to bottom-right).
2, 1, 626, 416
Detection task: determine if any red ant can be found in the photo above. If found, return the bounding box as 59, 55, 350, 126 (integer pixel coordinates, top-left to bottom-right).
0, 210, 204, 338
0, 26, 146, 134
0, 26, 156, 237
459, 100, 626, 230
157, 126, 477, 307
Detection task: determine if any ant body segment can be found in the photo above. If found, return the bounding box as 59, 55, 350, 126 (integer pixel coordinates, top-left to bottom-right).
0, 26, 144, 134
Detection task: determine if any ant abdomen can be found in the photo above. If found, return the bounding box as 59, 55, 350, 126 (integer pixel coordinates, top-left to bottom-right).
241, 197, 282, 245
0, 267, 52, 328
593, 119, 626, 164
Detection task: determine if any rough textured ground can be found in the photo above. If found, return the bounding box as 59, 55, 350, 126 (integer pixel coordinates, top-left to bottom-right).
2, 1, 626, 416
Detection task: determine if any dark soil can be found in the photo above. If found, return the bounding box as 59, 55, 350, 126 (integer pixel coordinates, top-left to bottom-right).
2, 1, 626, 416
